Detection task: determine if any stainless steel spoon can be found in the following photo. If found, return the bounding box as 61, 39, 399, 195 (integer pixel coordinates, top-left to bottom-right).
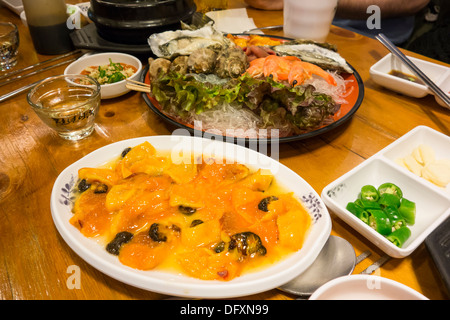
278, 235, 360, 297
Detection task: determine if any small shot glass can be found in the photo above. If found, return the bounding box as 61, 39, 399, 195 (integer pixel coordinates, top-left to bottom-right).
0, 22, 19, 71
27, 74, 101, 141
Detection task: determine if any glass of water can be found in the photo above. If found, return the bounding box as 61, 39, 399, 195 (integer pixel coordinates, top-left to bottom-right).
27, 75, 101, 141
0, 22, 19, 71
284, 0, 338, 42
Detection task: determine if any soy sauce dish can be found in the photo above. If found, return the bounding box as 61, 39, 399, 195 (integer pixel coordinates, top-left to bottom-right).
64, 52, 142, 99
370, 53, 449, 107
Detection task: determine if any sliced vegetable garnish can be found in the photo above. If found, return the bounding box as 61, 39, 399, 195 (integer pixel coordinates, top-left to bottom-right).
398, 198, 416, 225
355, 198, 380, 210
378, 192, 401, 208
377, 183, 403, 199
386, 226, 411, 247
360, 185, 379, 201
368, 209, 392, 236
346, 202, 369, 224
383, 206, 406, 231
346, 183, 416, 248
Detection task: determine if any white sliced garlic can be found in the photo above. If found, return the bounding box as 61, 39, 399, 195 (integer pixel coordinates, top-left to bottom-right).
403, 154, 423, 176
396, 144, 449, 188
418, 144, 435, 165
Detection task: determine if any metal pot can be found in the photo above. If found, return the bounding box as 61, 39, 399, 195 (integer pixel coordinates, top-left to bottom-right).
88, 0, 197, 44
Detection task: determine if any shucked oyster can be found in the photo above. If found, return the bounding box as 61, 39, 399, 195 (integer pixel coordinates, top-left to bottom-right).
272, 40, 353, 74
148, 22, 232, 59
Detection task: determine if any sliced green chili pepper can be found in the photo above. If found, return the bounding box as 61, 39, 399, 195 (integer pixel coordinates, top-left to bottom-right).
360, 185, 379, 201
355, 198, 381, 210
378, 192, 401, 208
348, 183, 415, 244
386, 226, 411, 247
398, 198, 416, 225
377, 183, 403, 199
346, 202, 369, 224
368, 209, 392, 235
383, 206, 406, 231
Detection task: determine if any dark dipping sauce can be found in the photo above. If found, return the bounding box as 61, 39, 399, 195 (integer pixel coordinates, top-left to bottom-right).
389, 70, 426, 85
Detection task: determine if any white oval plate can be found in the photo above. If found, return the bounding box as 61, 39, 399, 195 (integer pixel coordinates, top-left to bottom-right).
51, 135, 331, 298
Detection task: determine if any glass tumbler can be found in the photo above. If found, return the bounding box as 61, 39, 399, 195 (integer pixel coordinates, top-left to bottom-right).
27, 74, 101, 141
0, 22, 19, 71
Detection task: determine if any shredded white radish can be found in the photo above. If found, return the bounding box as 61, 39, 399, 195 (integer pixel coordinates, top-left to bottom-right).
186, 103, 294, 138
303, 71, 351, 105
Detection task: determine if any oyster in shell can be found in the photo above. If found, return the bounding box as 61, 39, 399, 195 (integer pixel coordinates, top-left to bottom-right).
148, 22, 232, 59
216, 46, 249, 79
272, 40, 353, 74
170, 56, 189, 75
148, 58, 171, 81
187, 48, 218, 74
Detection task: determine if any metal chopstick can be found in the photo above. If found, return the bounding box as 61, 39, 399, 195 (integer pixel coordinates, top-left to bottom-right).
375, 33, 450, 109
355, 250, 372, 265
0, 79, 42, 103
0, 49, 82, 82
0, 58, 78, 87
359, 255, 391, 275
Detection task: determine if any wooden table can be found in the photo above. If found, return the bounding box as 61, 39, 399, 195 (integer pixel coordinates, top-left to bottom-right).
0, 0, 449, 300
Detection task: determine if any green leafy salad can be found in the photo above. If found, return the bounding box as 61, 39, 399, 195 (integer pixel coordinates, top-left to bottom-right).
151, 71, 339, 134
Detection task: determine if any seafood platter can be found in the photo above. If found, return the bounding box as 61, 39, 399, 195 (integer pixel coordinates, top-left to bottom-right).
142, 23, 364, 142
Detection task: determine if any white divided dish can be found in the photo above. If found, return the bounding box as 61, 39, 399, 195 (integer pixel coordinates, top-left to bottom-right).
370, 53, 449, 107
322, 126, 450, 258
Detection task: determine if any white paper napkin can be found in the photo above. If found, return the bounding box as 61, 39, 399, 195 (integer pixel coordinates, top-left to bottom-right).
205, 8, 260, 34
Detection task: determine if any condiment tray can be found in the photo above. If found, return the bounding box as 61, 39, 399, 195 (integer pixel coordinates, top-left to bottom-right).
321, 126, 450, 258
370, 53, 449, 106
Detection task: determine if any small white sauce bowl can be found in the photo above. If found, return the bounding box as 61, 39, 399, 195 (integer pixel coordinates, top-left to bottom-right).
309, 275, 428, 300
64, 52, 142, 99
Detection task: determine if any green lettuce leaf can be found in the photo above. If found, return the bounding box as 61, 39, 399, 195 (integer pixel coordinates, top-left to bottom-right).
150, 71, 339, 130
